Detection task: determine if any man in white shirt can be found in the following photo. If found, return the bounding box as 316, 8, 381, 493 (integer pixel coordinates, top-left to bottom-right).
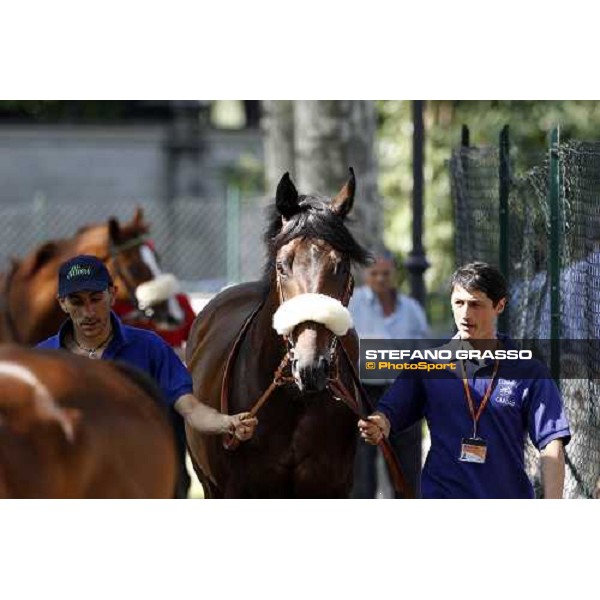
349, 248, 429, 498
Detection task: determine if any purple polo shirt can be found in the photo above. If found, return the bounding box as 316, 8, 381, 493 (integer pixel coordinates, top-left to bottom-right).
377, 335, 571, 498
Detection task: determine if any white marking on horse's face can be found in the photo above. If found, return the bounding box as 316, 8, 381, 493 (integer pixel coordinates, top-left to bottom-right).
137, 245, 183, 321
140, 245, 162, 278
0, 361, 75, 441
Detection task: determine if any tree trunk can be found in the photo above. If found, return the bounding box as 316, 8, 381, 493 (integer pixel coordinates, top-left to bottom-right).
262, 101, 296, 193
294, 101, 381, 249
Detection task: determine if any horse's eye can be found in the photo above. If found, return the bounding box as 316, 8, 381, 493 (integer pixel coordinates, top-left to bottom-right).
335, 261, 349, 275
276, 257, 293, 276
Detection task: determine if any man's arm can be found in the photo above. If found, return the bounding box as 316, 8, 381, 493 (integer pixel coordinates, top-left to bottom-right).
540, 438, 566, 499
174, 394, 257, 441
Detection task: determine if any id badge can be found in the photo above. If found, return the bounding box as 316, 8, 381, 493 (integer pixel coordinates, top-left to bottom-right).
459, 437, 488, 464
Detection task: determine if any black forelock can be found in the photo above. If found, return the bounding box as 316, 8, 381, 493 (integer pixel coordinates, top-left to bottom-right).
263, 194, 371, 280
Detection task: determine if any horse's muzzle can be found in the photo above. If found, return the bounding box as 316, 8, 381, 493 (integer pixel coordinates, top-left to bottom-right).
293, 356, 330, 393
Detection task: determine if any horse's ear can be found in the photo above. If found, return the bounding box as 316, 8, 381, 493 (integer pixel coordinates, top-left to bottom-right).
276, 172, 300, 219
132, 205, 150, 234
133, 206, 144, 226
331, 167, 356, 218
108, 217, 121, 244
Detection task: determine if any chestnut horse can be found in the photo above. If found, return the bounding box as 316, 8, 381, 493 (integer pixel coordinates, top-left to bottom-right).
186, 169, 371, 498
0, 208, 182, 345
0, 346, 177, 498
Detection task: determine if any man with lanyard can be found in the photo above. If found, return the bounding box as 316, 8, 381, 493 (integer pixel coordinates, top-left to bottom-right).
349, 247, 430, 498
37, 255, 258, 498
358, 262, 570, 498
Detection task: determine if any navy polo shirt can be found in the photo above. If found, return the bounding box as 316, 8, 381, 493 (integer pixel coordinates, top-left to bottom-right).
377, 335, 571, 499
36, 312, 193, 408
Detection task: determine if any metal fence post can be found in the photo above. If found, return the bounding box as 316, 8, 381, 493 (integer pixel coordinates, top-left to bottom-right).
498, 125, 510, 333
33, 191, 48, 245
549, 126, 561, 384
456, 125, 470, 265
461, 124, 470, 148
226, 185, 241, 284
405, 100, 430, 306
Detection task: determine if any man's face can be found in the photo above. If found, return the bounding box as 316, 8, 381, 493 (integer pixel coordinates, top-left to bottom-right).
451, 285, 506, 340
364, 257, 396, 295
58, 288, 115, 338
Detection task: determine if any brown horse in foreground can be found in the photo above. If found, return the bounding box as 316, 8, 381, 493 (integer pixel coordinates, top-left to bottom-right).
0, 207, 182, 345
0, 346, 177, 498
186, 169, 371, 498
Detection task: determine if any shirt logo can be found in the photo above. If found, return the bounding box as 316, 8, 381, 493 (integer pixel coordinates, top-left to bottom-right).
67, 265, 92, 279
494, 379, 519, 407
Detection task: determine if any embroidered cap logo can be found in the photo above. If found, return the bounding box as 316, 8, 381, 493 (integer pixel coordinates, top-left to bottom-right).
67, 265, 93, 280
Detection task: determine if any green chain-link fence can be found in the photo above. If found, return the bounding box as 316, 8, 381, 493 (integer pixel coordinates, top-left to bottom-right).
450, 129, 600, 499
0, 191, 271, 292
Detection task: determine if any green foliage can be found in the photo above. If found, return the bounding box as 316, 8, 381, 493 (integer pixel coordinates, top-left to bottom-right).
377, 100, 600, 313
222, 154, 265, 196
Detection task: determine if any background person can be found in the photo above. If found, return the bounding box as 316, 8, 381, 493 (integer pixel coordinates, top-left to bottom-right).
358, 262, 570, 499
37, 255, 257, 498
348, 247, 430, 498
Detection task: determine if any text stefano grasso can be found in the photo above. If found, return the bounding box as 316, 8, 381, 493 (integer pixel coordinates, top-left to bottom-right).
364, 349, 533, 361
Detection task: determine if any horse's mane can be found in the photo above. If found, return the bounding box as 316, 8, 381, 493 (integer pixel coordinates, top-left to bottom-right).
262, 194, 371, 281
18, 216, 148, 279
75, 224, 96, 235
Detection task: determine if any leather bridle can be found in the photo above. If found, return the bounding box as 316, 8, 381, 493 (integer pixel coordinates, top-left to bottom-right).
274, 266, 355, 384
99, 235, 154, 317
218, 269, 357, 451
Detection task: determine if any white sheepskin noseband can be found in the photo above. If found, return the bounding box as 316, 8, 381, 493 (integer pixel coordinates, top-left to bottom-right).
272, 293, 353, 337
135, 274, 180, 308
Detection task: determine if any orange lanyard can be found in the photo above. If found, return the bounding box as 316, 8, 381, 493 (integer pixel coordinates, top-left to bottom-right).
459, 359, 500, 438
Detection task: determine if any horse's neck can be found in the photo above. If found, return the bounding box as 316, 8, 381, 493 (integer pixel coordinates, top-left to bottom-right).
237, 286, 286, 392
250, 287, 285, 362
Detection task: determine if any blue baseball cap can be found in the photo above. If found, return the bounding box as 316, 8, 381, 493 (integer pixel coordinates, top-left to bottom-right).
58, 255, 113, 297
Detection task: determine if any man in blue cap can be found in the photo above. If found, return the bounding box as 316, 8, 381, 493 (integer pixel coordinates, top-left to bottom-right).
37, 255, 257, 497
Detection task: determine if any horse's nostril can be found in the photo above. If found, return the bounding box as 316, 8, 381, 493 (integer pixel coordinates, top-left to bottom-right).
318, 356, 330, 373
296, 359, 329, 393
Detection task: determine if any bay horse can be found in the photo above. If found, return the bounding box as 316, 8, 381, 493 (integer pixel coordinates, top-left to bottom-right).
186, 169, 372, 498
0, 207, 183, 345
0, 346, 177, 498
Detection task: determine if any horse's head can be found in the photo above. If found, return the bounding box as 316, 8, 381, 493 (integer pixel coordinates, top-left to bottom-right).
71, 208, 181, 328
268, 169, 370, 393
105, 208, 183, 328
